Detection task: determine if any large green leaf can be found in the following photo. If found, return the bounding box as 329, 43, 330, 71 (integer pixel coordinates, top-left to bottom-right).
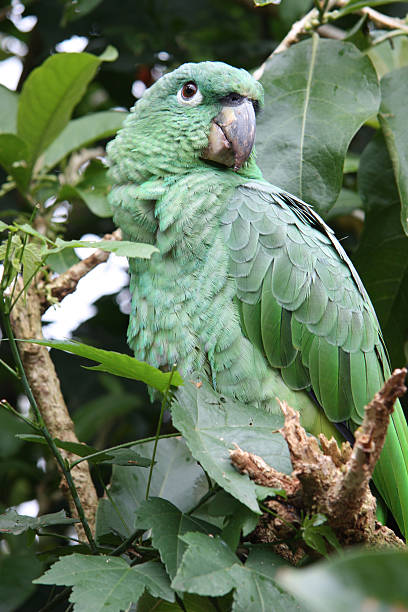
96, 438, 206, 540
278, 548, 408, 612
172, 533, 302, 611
379, 66, 408, 236
135, 498, 219, 579
171, 378, 291, 514
42, 110, 127, 170
0, 85, 18, 134
34, 555, 174, 611
256, 36, 380, 211
354, 132, 408, 366
26, 339, 182, 392
17, 47, 117, 166
0, 133, 31, 191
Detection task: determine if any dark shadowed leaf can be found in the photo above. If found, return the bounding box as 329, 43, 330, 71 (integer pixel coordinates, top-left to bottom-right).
24, 339, 182, 392
379, 66, 408, 236
354, 132, 408, 366
0, 552, 43, 612
171, 378, 291, 514
96, 438, 206, 540
0, 133, 31, 191
17, 47, 117, 166
257, 36, 380, 211
278, 548, 408, 612
0, 509, 77, 534
34, 555, 174, 611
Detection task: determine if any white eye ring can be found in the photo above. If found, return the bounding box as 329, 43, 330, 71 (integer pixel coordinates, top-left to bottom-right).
177, 82, 203, 107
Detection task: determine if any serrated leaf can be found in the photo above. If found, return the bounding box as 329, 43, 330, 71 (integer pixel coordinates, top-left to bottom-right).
257, 36, 380, 211
278, 548, 408, 612
171, 378, 291, 514
172, 533, 238, 596
43, 110, 127, 170
17, 48, 117, 167
0, 133, 31, 191
24, 339, 182, 392
96, 438, 205, 540
379, 66, 408, 236
0, 85, 18, 134
22, 243, 43, 293
34, 555, 174, 611
135, 498, 219, 579
46, 237, 158, 259
0, 509, 77, 535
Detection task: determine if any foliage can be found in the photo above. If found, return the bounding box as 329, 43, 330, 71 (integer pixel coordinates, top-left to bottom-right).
1, 1, 408, 611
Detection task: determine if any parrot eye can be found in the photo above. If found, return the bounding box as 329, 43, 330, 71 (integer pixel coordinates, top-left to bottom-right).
177, 81, 203, 106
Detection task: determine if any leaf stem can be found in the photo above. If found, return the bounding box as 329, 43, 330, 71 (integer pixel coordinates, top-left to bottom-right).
0, 300, 97, 552
0, 398, 40, 430
0, 357, 20, 379
145, 364, 176, 501
68, 432, 180, 470
36, 530, 87, 545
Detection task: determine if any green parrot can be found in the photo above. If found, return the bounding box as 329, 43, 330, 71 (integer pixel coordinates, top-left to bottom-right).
107, 61, 408, 538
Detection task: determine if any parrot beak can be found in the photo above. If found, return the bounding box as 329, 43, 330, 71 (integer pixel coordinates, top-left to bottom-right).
201, 98, 256, 171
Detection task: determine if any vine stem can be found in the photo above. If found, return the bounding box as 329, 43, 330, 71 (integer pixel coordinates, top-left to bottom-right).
145, 365, 176, 500
0, 299, 97, 553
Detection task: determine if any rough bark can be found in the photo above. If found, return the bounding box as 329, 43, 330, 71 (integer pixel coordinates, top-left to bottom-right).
231, 369, 407, 560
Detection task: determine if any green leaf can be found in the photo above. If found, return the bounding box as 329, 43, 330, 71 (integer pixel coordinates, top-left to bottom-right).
16, 434, 152, 466
257, 36, 380, 211
22, 243, 43, 293
232, 547, 303, 612
24, 339, 182, 392
337, 0, 406, 18
34, 555, 174, 611
278, 548, 408, 612
354, 132, 408, 366
96, 438, 206, 540
172, 534, 302, 611
43, 110, 127, 170
0, 85, 18, 134
46, 248, 80, 273
62, 0, 104, 24
17, 48, 118, 166
0, 133, 31, 191
135, 498, 219, 579
301, 514, 340, 557
324, 188, 362, 221
172, 533, 238, 596
0, 509, 77, 535
58, 159, 113, 217
171, 378, 291, 514
368, 36, 408, 79
46, 237, 158, 259
0, 552, 43, 612
379, 66, 408, 236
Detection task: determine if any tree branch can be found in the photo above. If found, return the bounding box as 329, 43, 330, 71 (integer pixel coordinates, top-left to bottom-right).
231, 369, 407, 559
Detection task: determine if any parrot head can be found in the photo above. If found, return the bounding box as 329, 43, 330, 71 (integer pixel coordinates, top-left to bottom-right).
109, 62, 264, 179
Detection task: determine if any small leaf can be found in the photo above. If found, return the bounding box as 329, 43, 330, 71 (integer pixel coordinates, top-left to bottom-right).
43, 110, 127, 170
34, 555, 174, 611
24, 339, 182, 392
46, 237, 158, 259
17, 48, 117, 166
135, 498, 219, 579
0, 509, 77, 535
22, 243, 43, 293
171, 378, 291, 514
379, 66, 408, 236
46, 248, 80, 273
278, 548, 408, 612
257, 36, 380, 211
